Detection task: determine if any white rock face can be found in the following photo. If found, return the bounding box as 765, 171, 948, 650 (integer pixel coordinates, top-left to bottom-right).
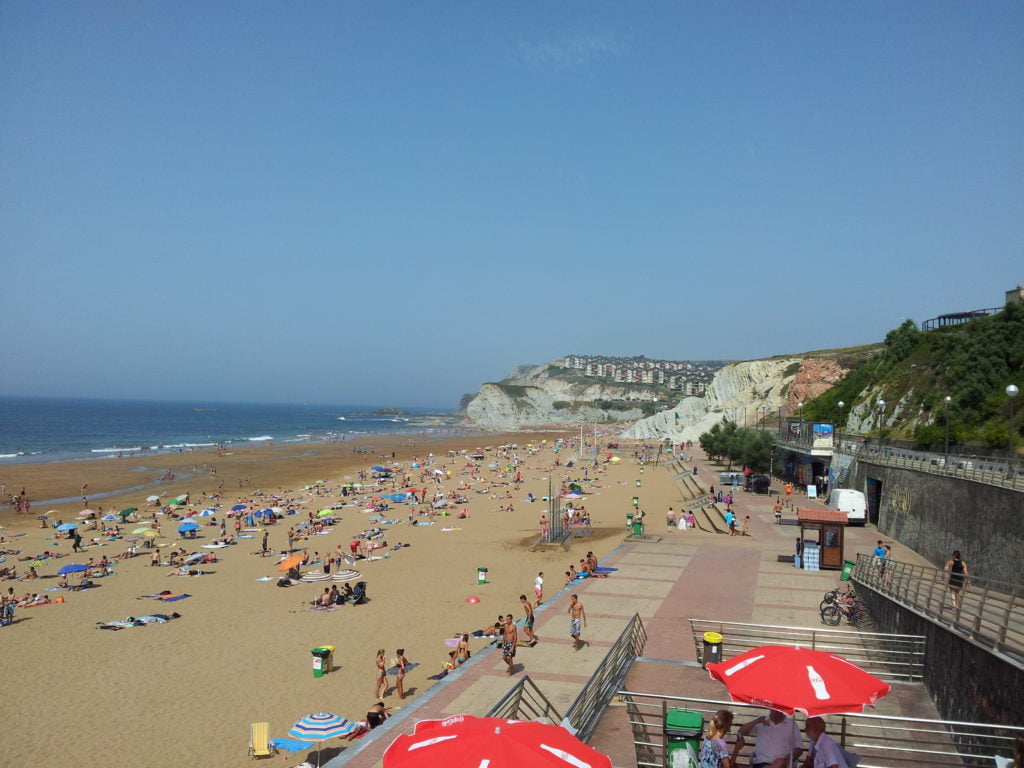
621, 358, 801, 441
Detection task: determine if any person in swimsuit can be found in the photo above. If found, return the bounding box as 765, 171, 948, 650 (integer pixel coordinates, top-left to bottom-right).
945, 550, 968, 610
519, 594, 537, 646
374, 648, 388, 698
455, 634, 471, 664
568, 594, 588, 651
395, 648, 409, 699
501, 614, 517, 676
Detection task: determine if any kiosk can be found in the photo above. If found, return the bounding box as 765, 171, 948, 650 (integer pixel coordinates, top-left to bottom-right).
796, 509, 848, 571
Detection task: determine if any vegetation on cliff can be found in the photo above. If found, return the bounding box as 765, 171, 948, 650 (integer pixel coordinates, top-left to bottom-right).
800, 302, 1024, 450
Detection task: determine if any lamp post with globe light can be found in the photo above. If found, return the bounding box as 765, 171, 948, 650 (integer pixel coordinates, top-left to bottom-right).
876, 399, 886, 440
944, 395, 952, 456
1008, 385, 1019, 458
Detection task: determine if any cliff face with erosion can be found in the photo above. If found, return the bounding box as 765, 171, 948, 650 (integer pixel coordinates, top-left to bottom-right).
622, 357, 846, 441
463, 363, 663, 429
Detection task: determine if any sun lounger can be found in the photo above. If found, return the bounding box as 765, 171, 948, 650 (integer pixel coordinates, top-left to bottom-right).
248, 721, 278, 759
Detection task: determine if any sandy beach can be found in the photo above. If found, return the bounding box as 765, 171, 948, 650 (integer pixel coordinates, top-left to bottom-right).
0, 430, 655, 767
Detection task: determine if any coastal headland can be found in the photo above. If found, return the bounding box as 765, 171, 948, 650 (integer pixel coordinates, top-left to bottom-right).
0, 431, 640, 767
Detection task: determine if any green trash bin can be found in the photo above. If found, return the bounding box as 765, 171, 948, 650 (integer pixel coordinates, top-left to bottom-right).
840, 559, 856, 581
664, 708, 702, 767
626, 513, 634, 529
632, 520, 644, 536
477, 567, 488, 585
311, 646, 333, 678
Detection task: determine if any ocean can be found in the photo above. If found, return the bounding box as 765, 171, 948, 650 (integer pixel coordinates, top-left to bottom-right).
0, 396, 460, 465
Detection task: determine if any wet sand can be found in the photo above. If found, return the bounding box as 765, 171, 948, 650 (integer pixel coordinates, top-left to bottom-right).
0, 431, 651, 767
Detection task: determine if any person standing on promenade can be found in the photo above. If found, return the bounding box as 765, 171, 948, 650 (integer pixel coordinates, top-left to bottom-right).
734, 709, 802, 768
519, 594, 537, 646
501, 613, 518, 676
374, 648, 388, 698
568, 594, 588, 651
699, 709, 735, 768
774, 500, 783, 525
534, 572, 544, 606
945, 550, 968, 610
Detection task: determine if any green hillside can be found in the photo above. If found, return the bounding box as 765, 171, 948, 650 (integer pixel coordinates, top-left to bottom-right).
800, 301, 1024, 450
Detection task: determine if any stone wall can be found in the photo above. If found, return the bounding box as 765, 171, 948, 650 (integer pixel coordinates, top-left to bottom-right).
845, 458, 1024, 583
859, 588, 1024, 729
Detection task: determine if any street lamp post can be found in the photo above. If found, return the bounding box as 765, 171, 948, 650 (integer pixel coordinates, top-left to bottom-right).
943, 395, 952, 456
1008, 385, 1020, 457
876, 399, 886, 438
836, 401, 844, 439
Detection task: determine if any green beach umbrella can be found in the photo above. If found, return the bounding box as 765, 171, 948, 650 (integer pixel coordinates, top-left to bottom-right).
120, 507, 138, 514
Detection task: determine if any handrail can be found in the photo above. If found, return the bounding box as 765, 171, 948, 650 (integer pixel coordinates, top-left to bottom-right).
564, 613, 647, 741
619, 690, 1024, 768
485, 674, 564, 723
851, 443, 1024, 492
852, 555, 1024, 669
688, 618, 926, 683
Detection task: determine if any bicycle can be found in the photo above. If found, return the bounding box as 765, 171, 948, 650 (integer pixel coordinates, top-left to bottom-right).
819, 584, 860, 613
820, 593, 867, 626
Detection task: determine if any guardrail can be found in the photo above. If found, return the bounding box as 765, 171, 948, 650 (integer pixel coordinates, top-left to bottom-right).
852, 555, 1024, 669
688, 618, 926, 683
849, 443, 1024, 492
484, 674, 564, 723
619, 691, 1024, 768
564, 613, 647, 741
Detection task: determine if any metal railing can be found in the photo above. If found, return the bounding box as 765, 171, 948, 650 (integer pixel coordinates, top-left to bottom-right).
564, 613, 648, 741
688, 619, 926, 683
485, 674, 564, 723
852, 443, 1024, 492
619, 690, 1024, 768
852, 555, 1024, 669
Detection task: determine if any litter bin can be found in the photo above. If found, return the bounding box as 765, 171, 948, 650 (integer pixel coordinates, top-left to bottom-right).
840, 559, 857, 582
626, 513, 634, 530
477, 567, 488, 585
632, 520, 644, 537
663, 708, 702, 767
702, 631, 723, 667
311, 646, 334, 678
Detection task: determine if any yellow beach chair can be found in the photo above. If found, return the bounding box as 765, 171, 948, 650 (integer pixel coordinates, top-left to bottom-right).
248, 721, 277, 759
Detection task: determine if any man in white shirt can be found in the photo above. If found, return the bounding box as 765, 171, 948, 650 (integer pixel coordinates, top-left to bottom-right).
802, 717, 850, 768
734, 709, 803, 768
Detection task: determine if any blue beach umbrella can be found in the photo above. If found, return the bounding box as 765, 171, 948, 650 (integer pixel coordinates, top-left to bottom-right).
198, 509, 216, 517
230, 504, 248, 512
178, 522, 200, 533
56, 523, 78, 531
58, 563, 90, 575
388, 493, 410, 502
288, 713, 355, 768
102, 514, 119, 522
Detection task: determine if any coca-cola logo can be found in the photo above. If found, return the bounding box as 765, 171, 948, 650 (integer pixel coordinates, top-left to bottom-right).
441, 715, 465, 727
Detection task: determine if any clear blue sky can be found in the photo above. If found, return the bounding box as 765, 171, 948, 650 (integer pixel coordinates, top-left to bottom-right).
2, 1, 1021, 408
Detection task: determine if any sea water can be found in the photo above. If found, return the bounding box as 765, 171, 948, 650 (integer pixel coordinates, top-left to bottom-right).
0, 396, 457, 465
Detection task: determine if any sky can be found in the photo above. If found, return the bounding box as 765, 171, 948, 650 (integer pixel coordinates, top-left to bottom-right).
2, 1, 1022, 409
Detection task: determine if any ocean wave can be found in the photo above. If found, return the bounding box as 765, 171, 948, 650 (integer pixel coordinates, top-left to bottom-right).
0, 453, 22, 458
91, 447, 142, 453
247, 435, 274, 441
164, 442, 218, 449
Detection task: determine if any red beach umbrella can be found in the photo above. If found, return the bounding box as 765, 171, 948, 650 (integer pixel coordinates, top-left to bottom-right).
383, 715, 612, 768
707, 645, 890, 717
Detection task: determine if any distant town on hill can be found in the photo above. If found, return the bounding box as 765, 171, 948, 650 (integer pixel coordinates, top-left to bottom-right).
562, 354, 729, 396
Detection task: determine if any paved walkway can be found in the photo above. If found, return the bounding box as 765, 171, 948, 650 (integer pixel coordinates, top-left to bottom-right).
326, 449, 941, 768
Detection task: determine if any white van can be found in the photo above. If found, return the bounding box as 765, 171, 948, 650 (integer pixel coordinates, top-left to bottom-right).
828, 488, 867, 526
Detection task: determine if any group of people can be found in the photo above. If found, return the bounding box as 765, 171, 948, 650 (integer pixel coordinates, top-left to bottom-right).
698, 707, 859, 768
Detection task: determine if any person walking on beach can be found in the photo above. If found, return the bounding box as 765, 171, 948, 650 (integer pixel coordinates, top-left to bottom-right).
374, 648, 388, 698
944, 550, 968, 610
501, 614, 518, 676
568, 594, 588, 651
519, 594, 537, 646
534, 572, 544, 606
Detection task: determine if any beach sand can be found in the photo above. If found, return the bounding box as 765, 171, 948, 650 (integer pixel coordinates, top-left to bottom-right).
0, 431, 654, 767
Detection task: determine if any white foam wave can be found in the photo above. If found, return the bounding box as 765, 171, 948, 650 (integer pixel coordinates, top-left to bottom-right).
92, 447, 141, 453
247, 435, 274, 441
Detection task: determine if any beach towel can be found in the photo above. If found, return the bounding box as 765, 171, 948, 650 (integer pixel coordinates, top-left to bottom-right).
440, 527, 462, 532
595, 566, 618, 573
386, 661, 419, 675
269, 738, 315, 755
256, 576, 274, 581
427, 670, 449, 680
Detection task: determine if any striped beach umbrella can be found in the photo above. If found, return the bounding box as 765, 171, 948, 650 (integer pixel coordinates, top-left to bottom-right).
288, 713, 355, 767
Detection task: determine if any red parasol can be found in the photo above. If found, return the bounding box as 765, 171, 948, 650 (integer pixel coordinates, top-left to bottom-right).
383, 715, 611, 768
707, 645, 890, 716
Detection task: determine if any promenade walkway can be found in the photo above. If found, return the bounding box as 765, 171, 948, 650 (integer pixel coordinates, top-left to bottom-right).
328, 448, 944, 768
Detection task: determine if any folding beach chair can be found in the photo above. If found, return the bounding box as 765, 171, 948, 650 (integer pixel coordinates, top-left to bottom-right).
248, 721, 277, 759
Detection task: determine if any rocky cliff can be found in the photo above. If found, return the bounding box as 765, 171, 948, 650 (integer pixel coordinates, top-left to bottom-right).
622, 357, 846, 440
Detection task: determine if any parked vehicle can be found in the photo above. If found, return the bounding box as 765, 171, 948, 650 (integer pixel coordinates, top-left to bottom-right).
719, 471, 744, 486
828, 488, 867, 526
748, 474, 771, 494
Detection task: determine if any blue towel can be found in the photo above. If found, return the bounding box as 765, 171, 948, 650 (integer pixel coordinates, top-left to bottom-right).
595, 566, 618, 573
270, 738, 316, 754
